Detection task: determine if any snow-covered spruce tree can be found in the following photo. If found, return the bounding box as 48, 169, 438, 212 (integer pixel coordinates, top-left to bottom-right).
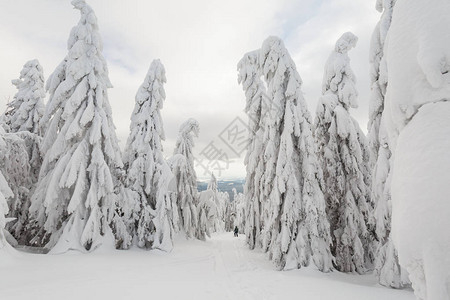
237, 50, 268, 250
172, 119, 203, 239
256, 36, 333, 271
0, 129, 14, 249
223, 192, 234, 232
367, 0, 395, 165
208, 173, 218, 192
206, 173, 225, 232
123, 59, 177, 251
219, 193, 228, 230
225, 191, 237, 230
152, 160, 179, 250
314, 32, 373, 273
233, 189, 246, 233
7, 60, 46, 185
4, 59, 45, 136
368, 0, 408, 288
1, 132, 33, 244
1, 60, 46, 244
197, 189, 218, 239
206, 174, 218, 233
28, 0, 123, 252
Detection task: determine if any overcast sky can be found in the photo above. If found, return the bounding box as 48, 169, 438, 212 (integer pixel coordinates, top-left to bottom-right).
0, 0, 380, 180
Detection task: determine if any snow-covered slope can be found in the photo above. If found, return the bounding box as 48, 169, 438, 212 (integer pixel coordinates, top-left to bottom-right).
0, 233, 414, 300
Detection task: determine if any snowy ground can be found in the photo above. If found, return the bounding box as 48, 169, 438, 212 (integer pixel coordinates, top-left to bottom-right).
1, 233, 415, 300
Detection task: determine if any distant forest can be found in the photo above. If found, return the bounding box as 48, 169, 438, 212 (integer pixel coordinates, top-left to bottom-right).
197, 179, 244, 200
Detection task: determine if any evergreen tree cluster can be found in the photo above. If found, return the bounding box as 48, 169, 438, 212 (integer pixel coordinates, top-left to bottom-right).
0, 0, 209, 254
237, 1, 406, 286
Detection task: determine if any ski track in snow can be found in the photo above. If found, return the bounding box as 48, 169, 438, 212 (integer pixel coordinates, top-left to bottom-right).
0, 233, 415, 300
210, 234, 272, 299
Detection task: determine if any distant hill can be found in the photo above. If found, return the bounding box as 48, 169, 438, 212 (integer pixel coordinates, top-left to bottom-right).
197, 179, 245, 201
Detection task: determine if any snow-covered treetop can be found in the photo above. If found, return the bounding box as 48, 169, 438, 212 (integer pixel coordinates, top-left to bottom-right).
43, 0, 112, 125
334, 32, 358, 54
260, 36, 287, 81
376, 0, 396, 13
123, 58, 168, 184
136, 59, 166, 106
322, 32, 358, 110
237, 49, 269, 187
375, 0, 396, 42
125, 59, 167, 158
41, 0, 122, 167
369, 0, 395, 98
370, 0, 395, 88
260, 36, 306, 123
69, 0, 100, 44
138, 59, 166, 138
178, 118, 200, 138
237, 50, 261, 110
6, 59, 45, 135
207, 173, 217, 191
260, 36, 302, 86
174, 118, 200, 156
15, 59, 44, 84
237, 50, 267, 131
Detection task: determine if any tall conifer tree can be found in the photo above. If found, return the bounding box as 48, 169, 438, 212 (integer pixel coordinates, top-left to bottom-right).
257, 37, 332, 271
172, 119, 202, 239
29, 0, 123, 252
123, 59, 177, 251
238, 50, 268, 250
314, 32, 373, 273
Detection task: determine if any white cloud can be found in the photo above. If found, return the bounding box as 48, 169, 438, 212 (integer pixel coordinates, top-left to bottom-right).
0, 0, 380, 179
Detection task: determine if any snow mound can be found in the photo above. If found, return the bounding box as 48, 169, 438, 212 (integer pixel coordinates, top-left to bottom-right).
50, 220, 116, 254
392, 101, 450, 300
